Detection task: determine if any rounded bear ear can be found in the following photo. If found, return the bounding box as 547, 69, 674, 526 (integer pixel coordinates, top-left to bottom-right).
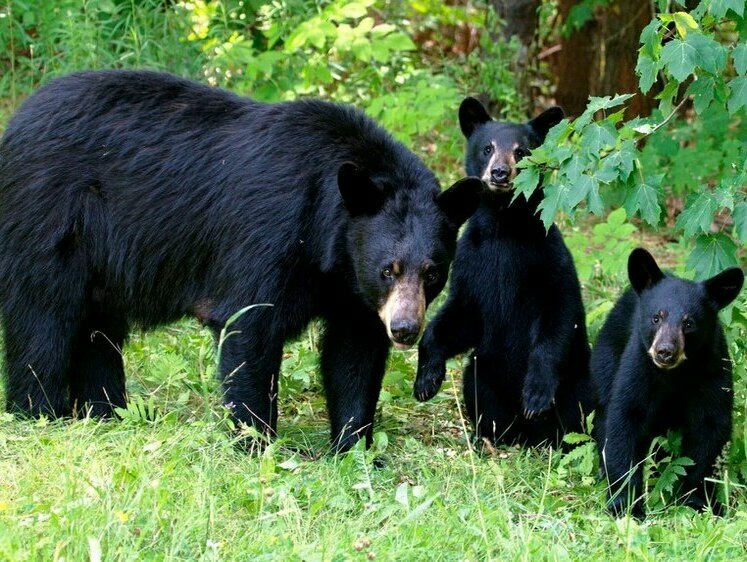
703, 267, 744, 310
628, 247, 664, 294
436, 176, 483, 228
458, 97, 492, 139
527, 106, 564, 142
337, 162, 385, 216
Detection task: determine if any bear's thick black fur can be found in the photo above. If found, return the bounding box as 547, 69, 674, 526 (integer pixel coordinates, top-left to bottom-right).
0, 70, 482, 452
592, 248, 744, 518
414, 97, 593, 446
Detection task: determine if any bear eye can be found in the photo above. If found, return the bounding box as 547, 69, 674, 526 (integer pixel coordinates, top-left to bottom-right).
382, 267, 393, 279
652, 313, 660, 324
423, 268, 439, 285
514, 148, 528, 159
483, 145, 493, 156
683, 318, 695, 330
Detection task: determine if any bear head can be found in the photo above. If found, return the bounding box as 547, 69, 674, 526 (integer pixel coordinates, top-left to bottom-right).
628, 247, 744, 370
458, 97, 563, 194
337, 162, 482, 349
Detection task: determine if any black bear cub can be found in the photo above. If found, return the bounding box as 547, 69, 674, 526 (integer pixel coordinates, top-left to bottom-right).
0, 70, 482, 453
415, 97, 593, 446
592, 248, 744, 518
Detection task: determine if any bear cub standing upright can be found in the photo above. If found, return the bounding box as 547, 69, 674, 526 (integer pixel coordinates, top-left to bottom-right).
592, 248, 744, 518
415, 97, 593, 446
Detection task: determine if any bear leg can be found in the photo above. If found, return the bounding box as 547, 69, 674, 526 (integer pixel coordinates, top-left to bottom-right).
218, 311, 284, 440
68, 305, 129, 417
2, 298, 81, 417
462, 355, 521, 444
321, 312, 390, 453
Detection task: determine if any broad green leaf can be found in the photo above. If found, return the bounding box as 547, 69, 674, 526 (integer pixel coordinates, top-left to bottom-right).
676, 192, 718, 237
380, 32, 416, 52
339, 2, 369, 18
687, 234, 739, 280
636, 54, 658, 94
639, 19, 662, 58
559, 154, 587, 184
672, 12, 699, 37
659, 37, 699, 82
512, 165, 540, 202
685, 33, 727, 74
687, 75, 716, 113
587, 180, 604, 215
733, 202, 747, 242
575, 94, 636, 129
579, 122, 617, 156
606, 139, 638, 181
734, 43, 747, 75
624, 174, 663, 226
709, 0, 745, 18
568, 174, 598, 208
538, 182, 570, 229
606, 207, 628, 228
727, 76, 747, 114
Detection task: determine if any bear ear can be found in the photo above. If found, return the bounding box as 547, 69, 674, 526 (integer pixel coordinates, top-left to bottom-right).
703, 267, 744, 310
528, 106, 564, 143
337, 162, 385, 216
436, 176, 483, 228
459, 97, 492, 139
628, 247, 664, 294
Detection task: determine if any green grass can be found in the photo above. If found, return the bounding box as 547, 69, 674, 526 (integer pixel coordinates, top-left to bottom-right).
1, 319, 747, 561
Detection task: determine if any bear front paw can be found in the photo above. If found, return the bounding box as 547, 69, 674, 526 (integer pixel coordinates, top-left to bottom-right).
521, 378, 556, 419
414, 364, 445, 402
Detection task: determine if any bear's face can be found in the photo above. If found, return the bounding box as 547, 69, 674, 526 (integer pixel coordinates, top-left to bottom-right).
458, 97, 563, 193
338, 163, 481, 348
628, 248, 744, 370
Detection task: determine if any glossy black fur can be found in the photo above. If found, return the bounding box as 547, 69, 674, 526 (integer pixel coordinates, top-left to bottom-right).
0, 70, 481, 452
415, 98, 593, 446
592, 248, 744, 517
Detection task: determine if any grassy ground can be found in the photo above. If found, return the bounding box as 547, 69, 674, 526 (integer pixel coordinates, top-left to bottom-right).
1, 307, 747, 561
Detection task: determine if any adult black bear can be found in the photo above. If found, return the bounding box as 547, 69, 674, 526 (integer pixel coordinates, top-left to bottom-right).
414, 97, 592, 446
0, 70, 482, 452
592, 248, 743, 518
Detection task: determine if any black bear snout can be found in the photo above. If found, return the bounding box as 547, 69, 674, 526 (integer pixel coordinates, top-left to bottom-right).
655, 345, 675, 364
390, 320, 420, 346
490, 167, 510, 184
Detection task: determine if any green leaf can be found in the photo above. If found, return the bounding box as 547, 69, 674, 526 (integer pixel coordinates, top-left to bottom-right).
512, 165, 540, 202
659, 37, 699, 82
685, 33, 727, 75
709, 0, 745, 18
639, 19, 662, 58
672, 12, 699, 37
338, 2, 369, 18
676, 192, 718, 237
563, 432, 592, 445
733, 202, 747, 242
580, 122, 617, 156
687, 234, 739, 280
727, 76, 747, 114
687, 75, 716, 113
568, 174, 598, 208
734, 43, 747, 75
636, 54, 659, 94
538, 183, 570, 229
624, 174, 663, 226
380, 31, 417, 52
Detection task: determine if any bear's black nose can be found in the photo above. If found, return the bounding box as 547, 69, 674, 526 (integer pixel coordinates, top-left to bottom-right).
655, 345, 675, 364
490, 166, 510, 184
390, 320, 420, 346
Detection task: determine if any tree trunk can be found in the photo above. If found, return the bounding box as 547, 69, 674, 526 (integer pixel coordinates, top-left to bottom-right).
552, 0, 657, 118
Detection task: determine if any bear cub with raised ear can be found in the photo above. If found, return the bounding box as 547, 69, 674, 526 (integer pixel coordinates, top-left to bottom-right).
415, 97, 593, 446
592, 248, 744, 518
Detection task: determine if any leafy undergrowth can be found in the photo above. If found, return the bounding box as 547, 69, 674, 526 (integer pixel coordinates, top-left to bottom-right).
1, 317, 747, 561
